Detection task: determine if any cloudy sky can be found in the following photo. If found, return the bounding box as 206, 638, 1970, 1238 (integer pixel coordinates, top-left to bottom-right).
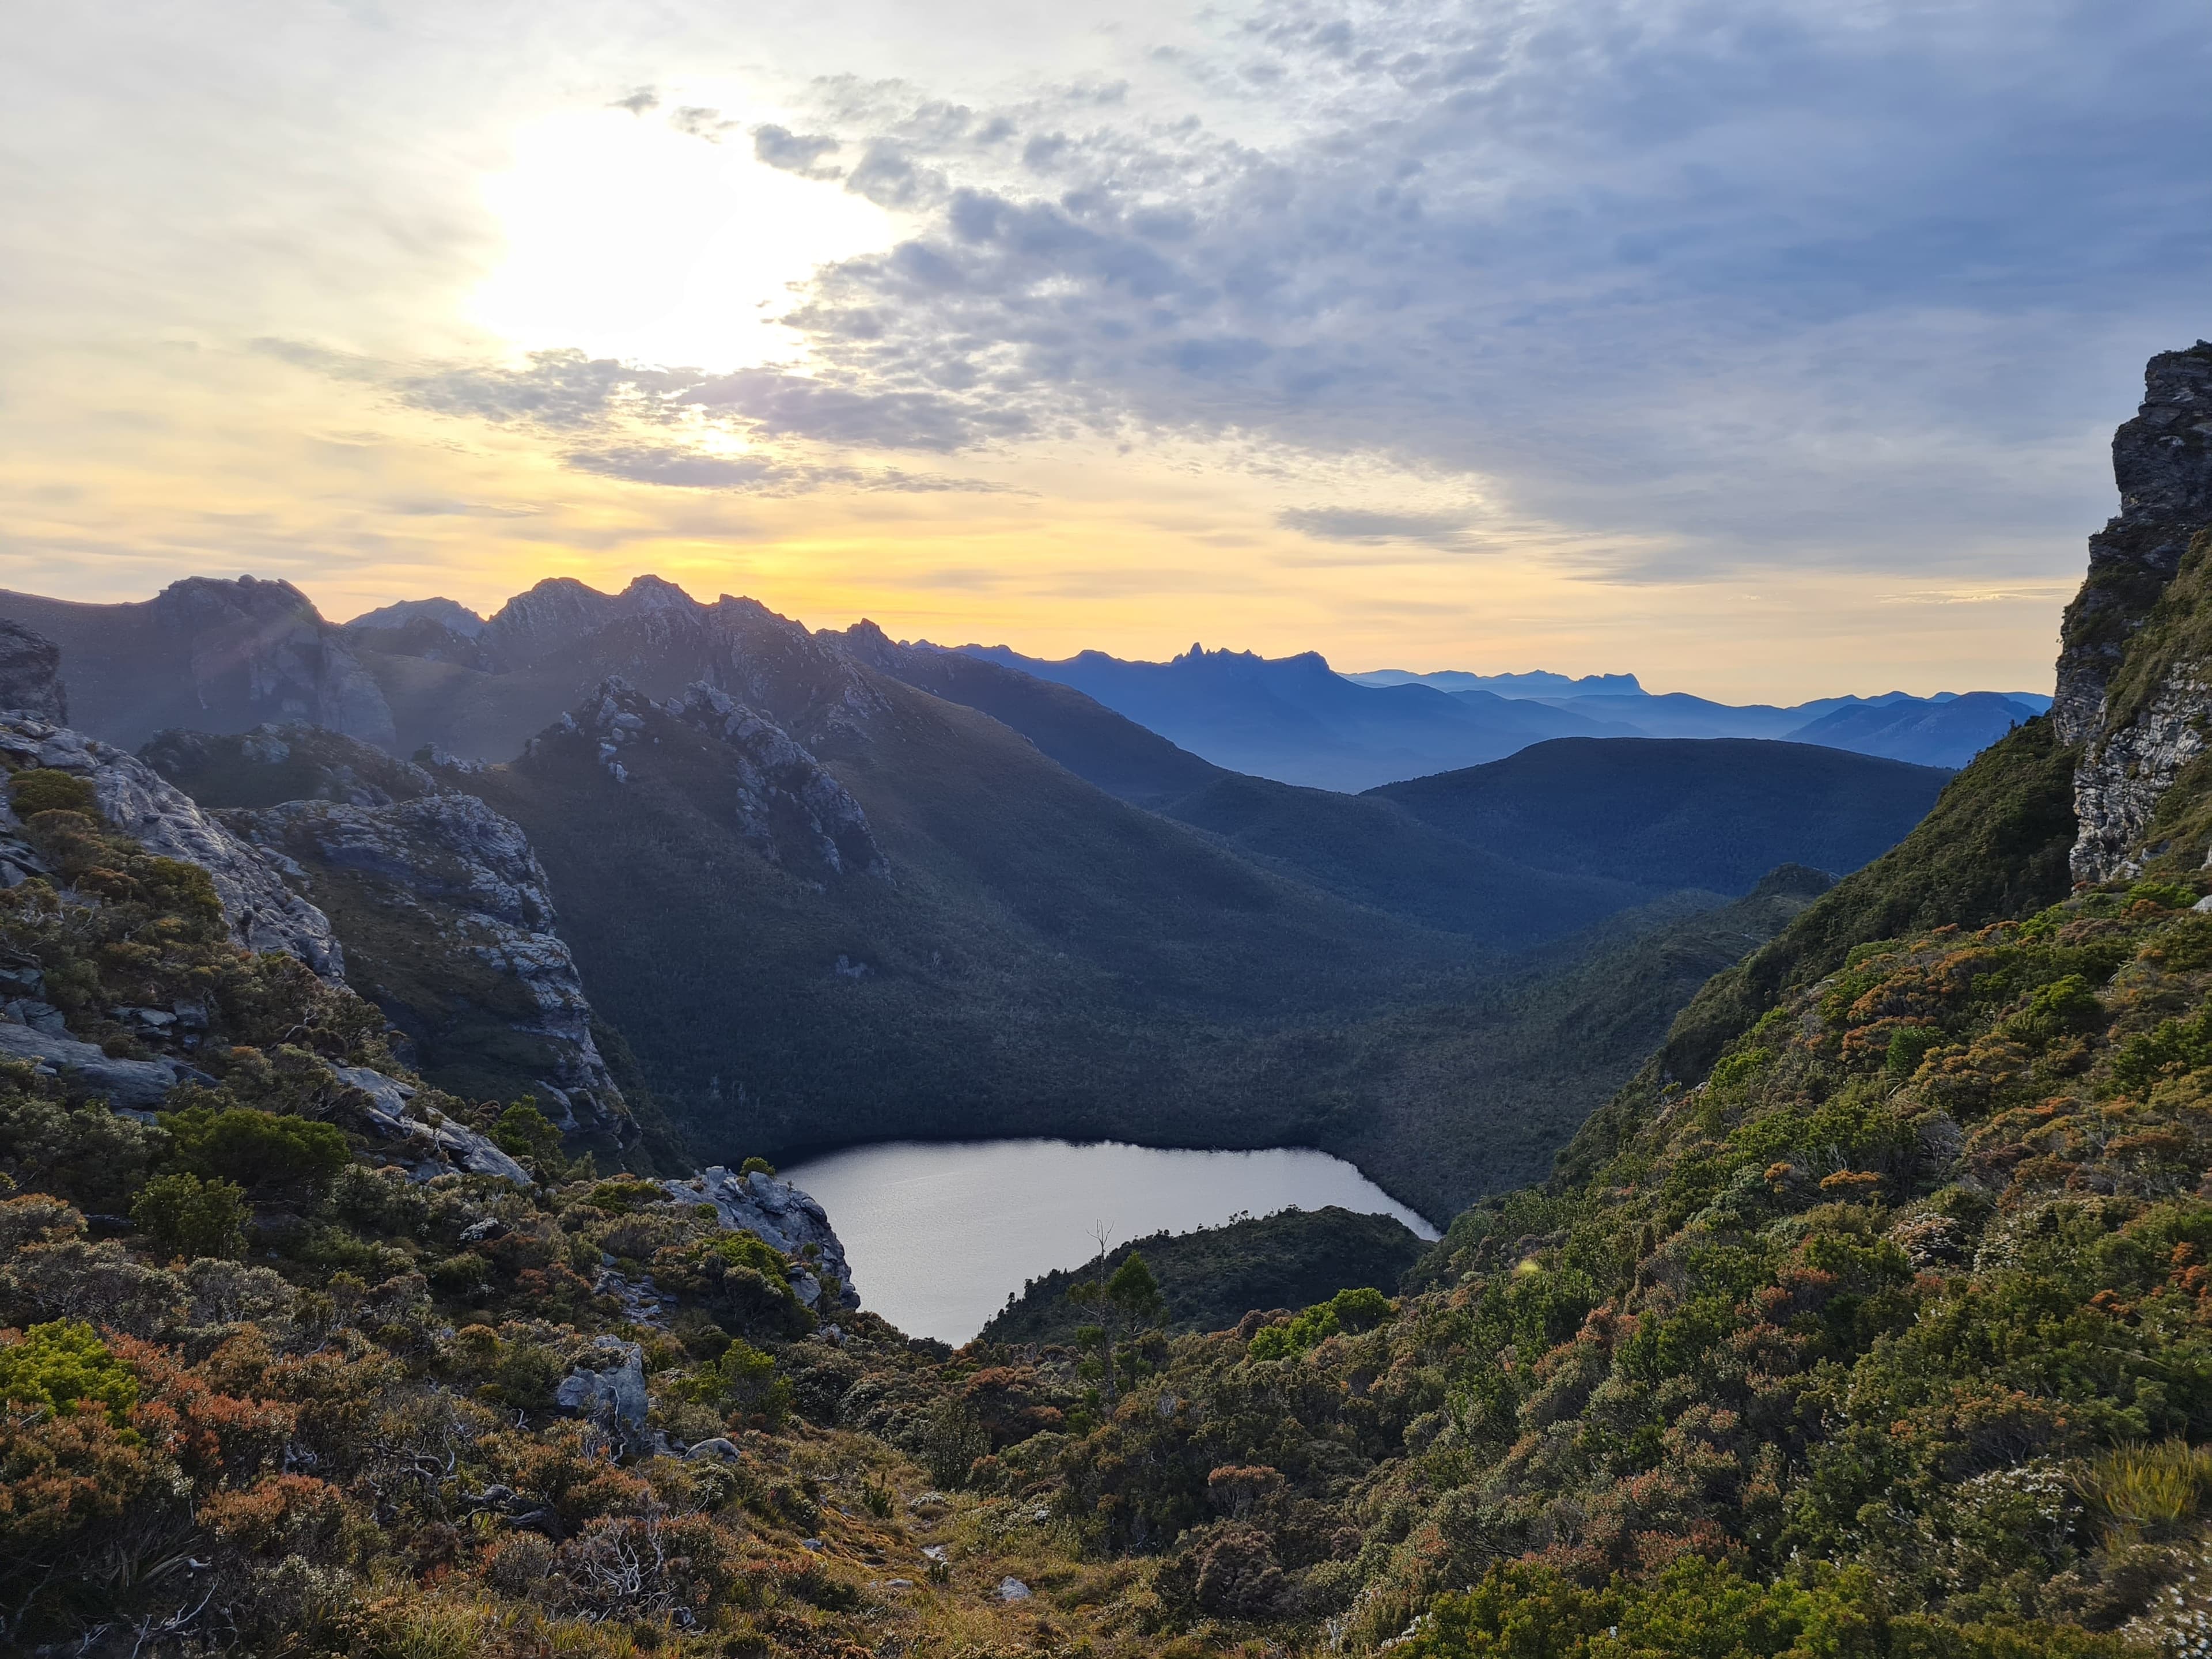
3, 0, 2207, 699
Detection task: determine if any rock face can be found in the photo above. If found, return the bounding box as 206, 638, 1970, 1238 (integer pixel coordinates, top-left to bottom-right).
555, 677, 889, 883
0, 622, 66, 722
662, 1165, 861, 1310
554, 1336, 651, 1435
220, 786, 634, 1144
0, 714, 344, 976
0, 575, 396, 751
2062, 344, 2212, 882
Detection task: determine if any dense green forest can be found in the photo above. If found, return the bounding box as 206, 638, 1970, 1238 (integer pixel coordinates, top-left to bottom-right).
981, 1206, 1427, 1346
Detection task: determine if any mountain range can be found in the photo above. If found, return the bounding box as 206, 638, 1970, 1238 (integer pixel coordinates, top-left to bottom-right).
951, 642, 2048, 786
0, 573, 1951, 1218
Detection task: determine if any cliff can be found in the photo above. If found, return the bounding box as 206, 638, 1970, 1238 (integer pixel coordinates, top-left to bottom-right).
2059, 342, 2212, 882
142, 725, 639, 1150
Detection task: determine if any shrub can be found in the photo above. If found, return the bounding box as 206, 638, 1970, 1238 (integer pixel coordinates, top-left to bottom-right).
162, 1104, 351, 1189
0, 1319, 138, 1426
1249, 1285, 1395, 1360
7, 768, 100, 821
738, 1156, 775, 1177
131, 1171, 248, 1259
679, 1336, 789, 1429
491, 1100, 563, 1166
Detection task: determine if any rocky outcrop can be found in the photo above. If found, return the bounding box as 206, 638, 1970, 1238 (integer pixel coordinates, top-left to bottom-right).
222, 789, 634, 1143
0, 714, 344, 976
554, 1336, 650, 1434
662, 1165, 861, 1310
559, 678, 889, 882
0, 622, 66, 722
2063, 344, 2212, 883
333, 1062, 533, 1184
0, 1022, 194, 1111
0, 575, 396, 751
674, 683, 890, 879
2056, 343, 2212, 747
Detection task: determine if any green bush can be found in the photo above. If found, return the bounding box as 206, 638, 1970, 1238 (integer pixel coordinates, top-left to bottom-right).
161, 1104, 350, 1189
491, 1100, 563, 1166
130, 1171, 248, 1259
7, 768, 100, 821
679, 1337, 789, 1428
738, 1156, 775, 1177
0, 1319, 138, 1427
1249, 1285, 1395, 1360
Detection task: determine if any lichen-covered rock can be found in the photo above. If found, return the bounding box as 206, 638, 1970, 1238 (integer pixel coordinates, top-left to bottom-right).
554, 1335, 650, 1430
663, 1165, 861, 1309
0, 621, 66, 722
225, 792, 633, 1144
2062, 343, 2212, 882
0, 714, 344, 976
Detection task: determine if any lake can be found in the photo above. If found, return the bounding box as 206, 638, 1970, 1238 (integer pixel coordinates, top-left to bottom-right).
779, 1138, 1440, 1344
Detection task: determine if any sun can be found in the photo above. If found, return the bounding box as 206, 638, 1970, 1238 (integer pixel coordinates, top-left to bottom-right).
466, 100, 896, 373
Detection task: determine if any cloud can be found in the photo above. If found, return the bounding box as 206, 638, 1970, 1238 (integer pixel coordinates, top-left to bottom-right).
751, 123, 843, 178
671, 105, 740, 142
1278, 506, 1483, 552
563, 441, 1022, 495
750, 0, 2212, 579
394, 349, 1020, 454
611, 88, 659, 115
565, 445, 783, 490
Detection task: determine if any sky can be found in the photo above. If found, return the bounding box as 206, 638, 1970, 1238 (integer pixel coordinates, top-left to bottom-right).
3, 0, 2208, 701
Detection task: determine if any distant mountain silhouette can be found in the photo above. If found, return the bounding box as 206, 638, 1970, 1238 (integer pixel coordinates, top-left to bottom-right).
954, 642, 2048, 782
955, 642, 1643, 790
1783, 690, 2040, 767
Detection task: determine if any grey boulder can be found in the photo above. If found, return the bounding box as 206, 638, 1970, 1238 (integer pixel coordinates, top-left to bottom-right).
0, 1021, 185, 1109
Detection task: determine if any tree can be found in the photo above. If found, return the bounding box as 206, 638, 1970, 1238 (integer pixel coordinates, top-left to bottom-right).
490, 1101, 565, 1174
130, 1171, 248, 1260
1068, 1234, 1168, 1402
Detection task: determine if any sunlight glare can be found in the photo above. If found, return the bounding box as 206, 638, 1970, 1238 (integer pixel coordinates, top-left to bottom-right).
467, 105, 895, 372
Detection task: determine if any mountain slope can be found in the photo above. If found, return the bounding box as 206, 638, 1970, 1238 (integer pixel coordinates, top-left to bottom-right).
442, 676, 1493, 1178
1368, 737, 1952, 892
1782, 688, 2038, 766
834, 620, 1224, 809
0, 575, 394, 749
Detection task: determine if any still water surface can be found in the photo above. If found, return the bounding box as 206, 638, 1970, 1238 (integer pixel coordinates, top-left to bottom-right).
780, 1138, 1440, 1345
